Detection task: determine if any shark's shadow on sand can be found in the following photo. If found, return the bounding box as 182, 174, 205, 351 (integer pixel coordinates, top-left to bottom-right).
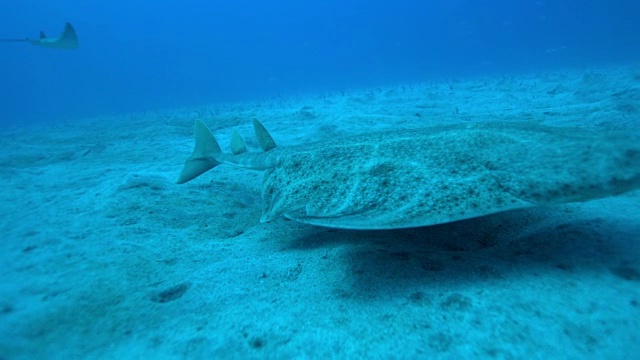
285, 204, 640, 295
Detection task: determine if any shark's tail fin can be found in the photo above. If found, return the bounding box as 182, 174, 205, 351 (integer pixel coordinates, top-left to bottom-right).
177, 120, 222, 184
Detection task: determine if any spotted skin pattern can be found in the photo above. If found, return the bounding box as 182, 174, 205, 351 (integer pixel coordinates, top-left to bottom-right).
179, 121, 640, 230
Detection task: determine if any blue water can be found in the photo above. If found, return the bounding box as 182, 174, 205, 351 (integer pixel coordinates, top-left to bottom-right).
2, 2, 640, 358
0, 0, 638, 125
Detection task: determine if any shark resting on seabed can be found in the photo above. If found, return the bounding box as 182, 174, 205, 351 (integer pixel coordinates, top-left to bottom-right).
177, 119, 640, 230
0, 22, 79, 50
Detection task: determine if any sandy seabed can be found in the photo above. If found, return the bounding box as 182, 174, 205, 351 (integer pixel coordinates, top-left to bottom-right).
1, 65, 639, 359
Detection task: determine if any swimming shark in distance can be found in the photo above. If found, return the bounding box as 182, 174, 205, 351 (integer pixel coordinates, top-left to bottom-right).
0, 22, 79, 50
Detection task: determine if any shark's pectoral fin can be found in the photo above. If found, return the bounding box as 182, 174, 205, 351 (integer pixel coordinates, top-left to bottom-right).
284, 208, 385, 229
282, 198, 388, 229
61, 23, 78, 45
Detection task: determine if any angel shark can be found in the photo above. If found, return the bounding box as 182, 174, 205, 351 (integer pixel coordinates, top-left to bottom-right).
0, 22, 79, 50
177, 119, 640, 230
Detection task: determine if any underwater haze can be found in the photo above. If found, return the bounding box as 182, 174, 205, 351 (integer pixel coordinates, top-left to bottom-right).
2, 1, 640, 359
1, 0, 639, 125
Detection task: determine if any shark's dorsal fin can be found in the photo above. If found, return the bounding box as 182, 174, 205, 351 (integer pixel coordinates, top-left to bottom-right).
253, 118, 277, 151
230, 130, 247, 155
39, 31, 46, 39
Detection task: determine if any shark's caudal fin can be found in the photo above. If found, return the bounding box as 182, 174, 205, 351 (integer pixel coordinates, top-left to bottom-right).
176, 120, 222, 184
0, 22, 79, 49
